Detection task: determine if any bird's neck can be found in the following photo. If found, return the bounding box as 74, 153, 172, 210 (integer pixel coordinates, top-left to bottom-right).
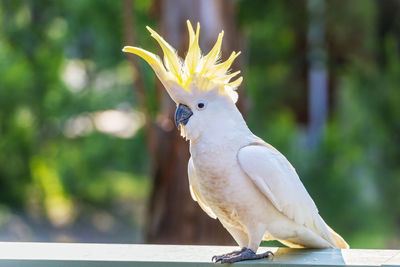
190, 107, 254, 152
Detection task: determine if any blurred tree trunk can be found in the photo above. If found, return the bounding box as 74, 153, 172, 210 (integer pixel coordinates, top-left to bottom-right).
307, 0, 328, 146
123, 0, 244, 244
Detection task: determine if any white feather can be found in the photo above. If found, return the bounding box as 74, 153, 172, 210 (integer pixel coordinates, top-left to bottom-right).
188, 157, 217, 219
237, 143, 336, 247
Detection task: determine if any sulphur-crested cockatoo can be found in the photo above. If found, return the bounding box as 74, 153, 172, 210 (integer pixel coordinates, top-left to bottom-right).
123, 21, 349, 263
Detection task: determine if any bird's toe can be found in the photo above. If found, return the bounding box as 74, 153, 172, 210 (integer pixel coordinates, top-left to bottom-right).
212, 247, 247, 263
213, 248, 273, 263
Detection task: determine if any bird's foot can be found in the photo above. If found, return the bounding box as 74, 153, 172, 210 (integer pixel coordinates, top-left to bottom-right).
212, 248, 273, 263
212, 247, 246, 262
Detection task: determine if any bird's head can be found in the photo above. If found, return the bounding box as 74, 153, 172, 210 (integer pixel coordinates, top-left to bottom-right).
123, 21, 242, 141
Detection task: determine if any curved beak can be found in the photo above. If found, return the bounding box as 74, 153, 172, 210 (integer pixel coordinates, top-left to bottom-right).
174, 104, 193, 128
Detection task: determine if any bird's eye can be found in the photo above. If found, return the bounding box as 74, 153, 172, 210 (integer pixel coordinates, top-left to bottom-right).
196, 100, 207, 111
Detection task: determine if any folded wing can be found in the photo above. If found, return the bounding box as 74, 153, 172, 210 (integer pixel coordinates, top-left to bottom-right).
237, 143, 337, 247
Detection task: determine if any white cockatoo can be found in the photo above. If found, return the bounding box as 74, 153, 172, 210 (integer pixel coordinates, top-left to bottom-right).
123, 21, 349, 263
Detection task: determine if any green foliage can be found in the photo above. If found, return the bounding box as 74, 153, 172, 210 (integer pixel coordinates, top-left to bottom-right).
0, 0, 399, 248
237, 0, 400, 248
0, 0, 152, 241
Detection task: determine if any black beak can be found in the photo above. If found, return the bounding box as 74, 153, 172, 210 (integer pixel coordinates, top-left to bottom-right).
174, 104, 193, 128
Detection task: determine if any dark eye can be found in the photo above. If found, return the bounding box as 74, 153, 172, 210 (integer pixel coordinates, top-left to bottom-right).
196, 100, 207, 110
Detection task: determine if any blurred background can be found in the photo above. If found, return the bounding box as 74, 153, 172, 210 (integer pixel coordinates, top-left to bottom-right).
0, 0, 399, 249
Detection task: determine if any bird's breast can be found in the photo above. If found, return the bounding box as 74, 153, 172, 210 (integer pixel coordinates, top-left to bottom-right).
189, 141, 252, 223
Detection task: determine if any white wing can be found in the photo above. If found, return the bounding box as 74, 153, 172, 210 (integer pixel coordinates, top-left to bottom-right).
188, 157, 217, 219
237, 143, 335, 246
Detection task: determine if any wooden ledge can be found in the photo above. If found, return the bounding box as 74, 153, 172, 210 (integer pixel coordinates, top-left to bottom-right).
0, 242, 399, 266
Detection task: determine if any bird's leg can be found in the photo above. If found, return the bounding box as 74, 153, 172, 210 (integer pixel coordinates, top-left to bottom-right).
212, 248, 273, 264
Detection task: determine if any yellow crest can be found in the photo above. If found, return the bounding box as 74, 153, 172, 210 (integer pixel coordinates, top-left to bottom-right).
122, 21, 242, 104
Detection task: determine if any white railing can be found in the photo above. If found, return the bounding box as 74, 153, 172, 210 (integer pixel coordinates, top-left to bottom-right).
0, 242, 399, 266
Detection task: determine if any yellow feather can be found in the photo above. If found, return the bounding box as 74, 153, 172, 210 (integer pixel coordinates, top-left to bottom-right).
186, 20, 195, 44
185, 21, 201, 75
208, 51, 241, 78
213, 70, 241, 83
146, 26, 182, 83
200, 31, 224, 75
123, 22, 243, 103
122, 46, 168, 79
226, 76, 243, 89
